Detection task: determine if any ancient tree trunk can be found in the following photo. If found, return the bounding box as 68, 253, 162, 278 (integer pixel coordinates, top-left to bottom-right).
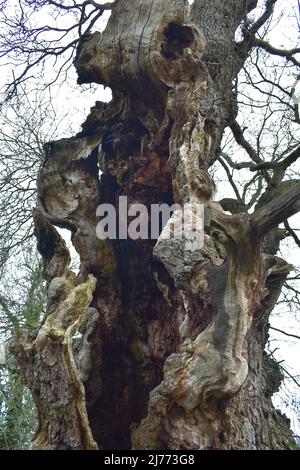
12, 0, 298, 450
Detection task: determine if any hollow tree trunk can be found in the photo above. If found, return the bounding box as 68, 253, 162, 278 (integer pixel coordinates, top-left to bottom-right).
12, 0, 297, 450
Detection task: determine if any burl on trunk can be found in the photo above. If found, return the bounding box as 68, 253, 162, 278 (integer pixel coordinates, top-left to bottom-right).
12, 0, 298, 450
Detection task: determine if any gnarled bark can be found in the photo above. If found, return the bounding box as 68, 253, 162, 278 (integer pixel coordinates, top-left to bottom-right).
12, 213, 98, 449
13, 0, 296, 450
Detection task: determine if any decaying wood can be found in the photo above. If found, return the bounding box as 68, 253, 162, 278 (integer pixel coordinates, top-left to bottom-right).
12, 0, 297, 450
12, 214, 98, 449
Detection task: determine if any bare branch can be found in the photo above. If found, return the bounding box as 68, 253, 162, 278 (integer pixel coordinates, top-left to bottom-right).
250, 38, 300, 67
252, 181, 300, 235
270, 326, 300, 341
246, 0, 278, 36
218, 155, 243, 202
229, 119, 271, 182
284, 220, 300, 249
0, 0, 118, 98
280, 364, 300, 388
230, 119, 261, 164
236, 145, 300, 172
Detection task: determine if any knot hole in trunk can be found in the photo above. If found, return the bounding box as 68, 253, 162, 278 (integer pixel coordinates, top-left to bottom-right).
161, 22, 195, 60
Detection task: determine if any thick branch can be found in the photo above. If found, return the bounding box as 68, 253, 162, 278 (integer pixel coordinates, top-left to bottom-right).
252, 181, 300, 235
284, 220, 300, 249
230, 120, 259, 161
250, 38, 300, 67
251, 146, 300, 172
222, 145, 300, 173
246, 0, 278, 36
48, 0, 117, 10
229, 120, 271, 182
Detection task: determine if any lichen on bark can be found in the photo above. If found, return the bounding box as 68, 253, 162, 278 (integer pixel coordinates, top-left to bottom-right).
12, 221, 98, 449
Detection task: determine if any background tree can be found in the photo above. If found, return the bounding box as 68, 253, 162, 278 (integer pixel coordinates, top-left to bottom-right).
0, 0, 299, 450
0, 248, 46, 449
0, 85, 83, 447
0, 89, 66, 270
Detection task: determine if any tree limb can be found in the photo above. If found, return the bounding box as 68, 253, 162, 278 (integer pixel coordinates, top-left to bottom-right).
270, 326, 300, 341
242, 145, 300, 172
250, 38, 300, 67
229, 119, 271, 182
252, 181, 300, 235
284, 220, 300, 249
245, 0, 278, 36
230, 119, 260, 163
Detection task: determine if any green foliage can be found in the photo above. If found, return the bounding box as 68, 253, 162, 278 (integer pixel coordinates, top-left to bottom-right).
0, 248, 46, 334
0, 353, 36, 449
0, 248, 46, 449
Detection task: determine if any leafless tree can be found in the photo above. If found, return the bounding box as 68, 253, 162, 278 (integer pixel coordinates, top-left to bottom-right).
0, 0, 118, 100
0, 87, 69, 272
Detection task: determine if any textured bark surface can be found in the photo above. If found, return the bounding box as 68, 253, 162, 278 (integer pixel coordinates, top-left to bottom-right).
12, 0, 297, 450
12, 211, 98, 449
